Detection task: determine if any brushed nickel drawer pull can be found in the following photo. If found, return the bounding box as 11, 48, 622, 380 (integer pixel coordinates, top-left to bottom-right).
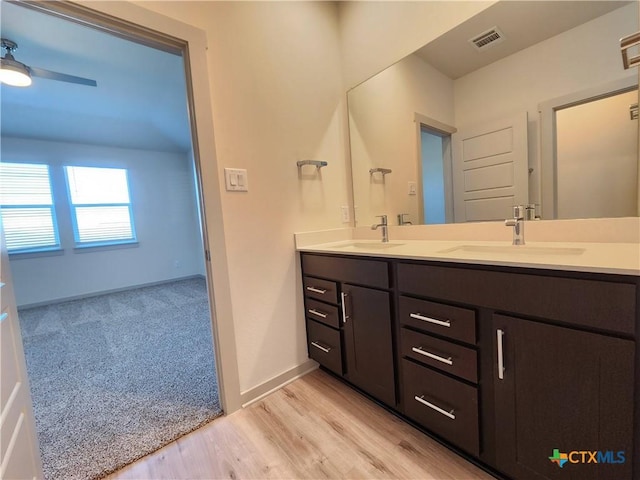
340, 292, 350, 323
306, 286, 327, 294
414, 395, 456, 420
411, 346, 453, 365
308, 308, 327, 319
311, 341, 331, 353
410, 313, 451, 327
497, 329, 505, 380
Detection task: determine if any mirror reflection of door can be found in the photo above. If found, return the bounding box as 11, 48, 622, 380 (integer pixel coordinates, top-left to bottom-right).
556, 89, 638, 219
451, 112, 529, 223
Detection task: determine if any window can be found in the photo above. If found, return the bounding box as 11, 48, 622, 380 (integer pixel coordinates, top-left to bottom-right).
0, 162, 60, 253
65, 166, 136, 246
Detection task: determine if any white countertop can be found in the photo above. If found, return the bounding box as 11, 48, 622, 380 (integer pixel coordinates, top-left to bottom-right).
297, 239, 640, 276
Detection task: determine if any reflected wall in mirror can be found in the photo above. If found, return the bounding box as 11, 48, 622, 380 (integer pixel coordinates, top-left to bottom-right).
348, 1, 639, 226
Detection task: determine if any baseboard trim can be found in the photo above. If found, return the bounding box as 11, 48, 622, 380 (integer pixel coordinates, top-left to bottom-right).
240, 359, 318, 408
18, 275, 205, 310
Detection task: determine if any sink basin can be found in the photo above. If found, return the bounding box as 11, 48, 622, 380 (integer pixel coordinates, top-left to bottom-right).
438, 245, 585, 256
335, 241, 405, 250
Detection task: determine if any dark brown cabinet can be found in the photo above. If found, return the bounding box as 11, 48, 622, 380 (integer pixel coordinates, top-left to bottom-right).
492, 314, 634, 480
299, 252, 639, 480
342, 284, 395, 406
301, 254, 396, 407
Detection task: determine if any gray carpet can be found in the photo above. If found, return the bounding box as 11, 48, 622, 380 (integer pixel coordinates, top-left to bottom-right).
18, 277, 222, 480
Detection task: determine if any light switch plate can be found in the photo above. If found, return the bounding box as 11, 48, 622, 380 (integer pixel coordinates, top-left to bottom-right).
224, 168, 248, 192
408, 181, 417, 195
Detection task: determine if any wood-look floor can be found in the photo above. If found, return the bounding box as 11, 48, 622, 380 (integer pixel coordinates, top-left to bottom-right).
108, 369, 495, 479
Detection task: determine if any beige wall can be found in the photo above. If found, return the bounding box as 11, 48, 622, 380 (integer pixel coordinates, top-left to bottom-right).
556, 90, 638, 219
124, 0, 639, 405
348, 54, 454, 226
134, 1, 349, 396
127, 0, 497, 406
338, 0, 495, 89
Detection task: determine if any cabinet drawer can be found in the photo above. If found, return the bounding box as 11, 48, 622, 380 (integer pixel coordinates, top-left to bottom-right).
397, 262, 636, 336
399, 296, 476, 345
305, 298, 340, 328
303, 276, 338, 304
402, 359, 479, 456
307, 320, 342, 375
302, 254, 389, 289
401, 328, 477, 383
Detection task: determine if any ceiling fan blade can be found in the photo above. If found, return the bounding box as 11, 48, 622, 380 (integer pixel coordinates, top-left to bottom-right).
28, 66, 97, 87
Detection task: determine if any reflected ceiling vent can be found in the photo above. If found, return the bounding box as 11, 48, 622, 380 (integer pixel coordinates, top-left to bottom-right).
469, 27, 505, 52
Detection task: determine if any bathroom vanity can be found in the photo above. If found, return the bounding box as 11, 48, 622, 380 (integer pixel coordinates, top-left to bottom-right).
298, 240, 640, 480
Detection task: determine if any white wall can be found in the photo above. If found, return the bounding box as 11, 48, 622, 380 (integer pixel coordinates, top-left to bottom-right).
3, 137, 205, 307
454, 3, 639, 205
348, 53, 454, 226
134, 1, 348, 396
338, 0, 495, 89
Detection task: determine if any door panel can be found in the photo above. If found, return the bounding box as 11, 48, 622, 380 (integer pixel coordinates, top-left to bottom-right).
0, 229, 43, 480
452, 112, 529, 222
493, 314, 633, 480
343, 284, 395, 406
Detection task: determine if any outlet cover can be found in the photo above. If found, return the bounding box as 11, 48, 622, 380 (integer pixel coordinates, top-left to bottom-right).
341, 206, 350, 223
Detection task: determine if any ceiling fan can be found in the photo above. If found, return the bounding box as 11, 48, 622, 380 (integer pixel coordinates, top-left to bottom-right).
0, 38, 97, 87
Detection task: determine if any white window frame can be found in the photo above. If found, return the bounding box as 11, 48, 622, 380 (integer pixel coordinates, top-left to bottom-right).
0, 162, 61, 254
64, 166, 137, 248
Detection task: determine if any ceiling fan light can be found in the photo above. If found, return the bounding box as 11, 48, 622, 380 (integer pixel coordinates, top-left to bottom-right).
0, 57, 32, 87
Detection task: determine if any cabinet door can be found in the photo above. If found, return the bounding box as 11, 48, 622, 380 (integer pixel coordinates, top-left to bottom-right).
493, 314, 634, 480
343, 284, 395, 406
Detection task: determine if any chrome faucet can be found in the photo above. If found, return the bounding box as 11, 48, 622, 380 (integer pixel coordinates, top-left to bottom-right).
371, 215, 389, 243
398, 213, 412, 226
505, 205, 525, 245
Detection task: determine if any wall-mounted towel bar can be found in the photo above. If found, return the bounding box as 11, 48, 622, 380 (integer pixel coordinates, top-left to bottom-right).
621, 31, 640, 69
297, 160, 328, 169
369, 168, 392, 175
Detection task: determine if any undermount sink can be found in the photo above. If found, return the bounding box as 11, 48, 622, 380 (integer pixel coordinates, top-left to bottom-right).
335, 241, 405, 250
438, 245, 585, 256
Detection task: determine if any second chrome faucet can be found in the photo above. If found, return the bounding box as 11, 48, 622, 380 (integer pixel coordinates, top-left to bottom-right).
505, 205, 525, 245
371, 215, 389, 242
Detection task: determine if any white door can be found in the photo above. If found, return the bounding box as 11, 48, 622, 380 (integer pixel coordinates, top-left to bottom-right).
452, 112, 529, 222
0, 229, 43, 480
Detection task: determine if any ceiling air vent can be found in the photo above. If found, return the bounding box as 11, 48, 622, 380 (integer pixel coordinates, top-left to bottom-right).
469, 27, 505, 52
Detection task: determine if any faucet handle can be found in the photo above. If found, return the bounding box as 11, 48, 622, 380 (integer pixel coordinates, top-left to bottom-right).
375, 215, 388, 225
398, 213, 412, 225
511, 205, 525, 219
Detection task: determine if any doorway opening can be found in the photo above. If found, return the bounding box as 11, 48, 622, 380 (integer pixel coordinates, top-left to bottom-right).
539, 75, 638, 220
416, 114, 456, 224
555, 88, 638, 219
0, 3, 223, 478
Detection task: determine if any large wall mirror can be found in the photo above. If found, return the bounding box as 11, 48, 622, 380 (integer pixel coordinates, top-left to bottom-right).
348, 1, 639, 226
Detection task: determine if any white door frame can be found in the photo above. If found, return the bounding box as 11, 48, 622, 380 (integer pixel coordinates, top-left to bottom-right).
13, 0, 242, 414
